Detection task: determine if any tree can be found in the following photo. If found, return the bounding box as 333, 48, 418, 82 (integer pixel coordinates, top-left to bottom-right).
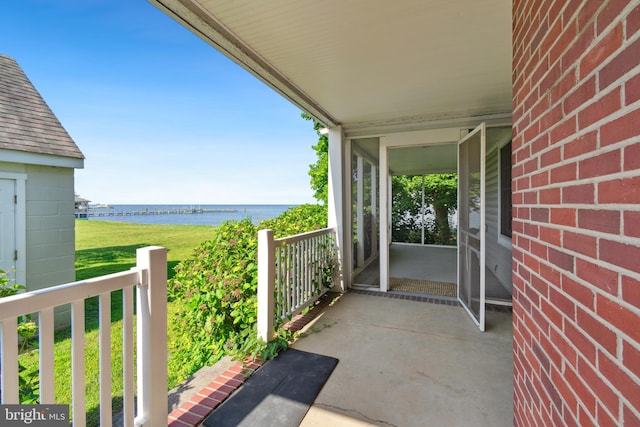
423, 174, 457, 244
392, 174, 458, 245
391, 176, 423, 242
302, 113, 329, 205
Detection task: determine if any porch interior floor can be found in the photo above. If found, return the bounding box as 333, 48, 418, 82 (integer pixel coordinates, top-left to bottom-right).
295, 291, 513, 426
353, 244, 512, 301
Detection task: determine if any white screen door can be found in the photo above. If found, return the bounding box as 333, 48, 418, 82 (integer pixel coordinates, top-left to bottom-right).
457, 123, 486, 331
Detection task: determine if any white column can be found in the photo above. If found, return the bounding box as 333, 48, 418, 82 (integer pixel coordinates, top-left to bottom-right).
343, 138, 353, 287
257, 229, 275, 342
356, 155, 365, 268
135, 246, 167, 427
328, 126, 350, 291
379, 140, 390, 292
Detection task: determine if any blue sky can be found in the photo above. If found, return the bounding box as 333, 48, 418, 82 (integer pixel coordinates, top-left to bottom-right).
1, 0, 320, 204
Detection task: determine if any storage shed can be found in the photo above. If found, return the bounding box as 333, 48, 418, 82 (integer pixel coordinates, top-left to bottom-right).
0, 54, 84, 328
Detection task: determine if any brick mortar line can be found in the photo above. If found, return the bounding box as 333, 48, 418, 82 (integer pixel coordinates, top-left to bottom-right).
511, 273, 640, 346
513, 281, 628, 362
514, 259, 625, 299
514, 57, 640, 133
512, 238, 640, 282
513, 227, 640, 257
514, 152, 640, 179
515, 204, 640, 210
513, 4, 639, 98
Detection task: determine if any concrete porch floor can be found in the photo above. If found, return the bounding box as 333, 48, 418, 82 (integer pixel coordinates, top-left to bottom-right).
295, 291, 513, 427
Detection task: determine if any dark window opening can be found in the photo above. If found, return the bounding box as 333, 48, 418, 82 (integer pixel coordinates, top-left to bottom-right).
500, 141, 512, 237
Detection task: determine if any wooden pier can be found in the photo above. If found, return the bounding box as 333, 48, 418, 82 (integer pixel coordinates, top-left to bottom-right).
86, 207, 238, 217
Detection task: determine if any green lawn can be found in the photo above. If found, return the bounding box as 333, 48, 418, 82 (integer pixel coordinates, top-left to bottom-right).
19, 220, 214, 426
75, 220, 214, 280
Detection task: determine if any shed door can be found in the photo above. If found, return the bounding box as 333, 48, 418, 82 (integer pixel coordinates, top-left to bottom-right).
457, 123, 486, 331
0, 179, 17, 284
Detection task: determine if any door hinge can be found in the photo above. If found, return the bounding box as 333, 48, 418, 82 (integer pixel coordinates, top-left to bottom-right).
14, 195, 17, 204
14, 250, 18, 261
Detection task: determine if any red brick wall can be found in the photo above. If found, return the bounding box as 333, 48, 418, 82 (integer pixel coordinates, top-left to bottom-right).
512, 0, 640, 425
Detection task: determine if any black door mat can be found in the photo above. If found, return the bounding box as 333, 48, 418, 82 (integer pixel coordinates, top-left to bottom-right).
203, 348, 338, 427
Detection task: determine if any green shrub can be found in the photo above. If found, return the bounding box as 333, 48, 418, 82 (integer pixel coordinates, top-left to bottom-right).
0, 268, 23, 298
168, 204, 328, 383
0, 269, 40, 403
261, 203, 327, 237
168, 218, 260, 381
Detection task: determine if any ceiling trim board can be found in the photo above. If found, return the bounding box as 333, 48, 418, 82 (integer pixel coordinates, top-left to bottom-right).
344, 111, 512, 139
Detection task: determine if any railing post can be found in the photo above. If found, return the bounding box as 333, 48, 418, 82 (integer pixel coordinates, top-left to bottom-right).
258, 229, 275, 342
0, 318, 19, 404
135, 246, 167, 427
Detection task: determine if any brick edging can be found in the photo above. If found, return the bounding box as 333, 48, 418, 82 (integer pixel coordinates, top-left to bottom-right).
349, 288, 461, 305
348, 288, 513, 312
167, 359, 262, 427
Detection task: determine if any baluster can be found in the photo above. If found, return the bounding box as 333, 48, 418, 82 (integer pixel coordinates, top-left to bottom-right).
307, 237, 312, 295
288, 243, 293, 313
99, 292, 112, 426
72, 300, 86, 427
39, 308, 55, 403
123, 285, 134, 427
297, 240, 302, 305
275, 247, 281, 319
0, 318, 19, 403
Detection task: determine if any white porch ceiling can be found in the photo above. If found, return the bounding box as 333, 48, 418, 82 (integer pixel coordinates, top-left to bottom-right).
151, 0, 512, 137
389, 144, 458, 175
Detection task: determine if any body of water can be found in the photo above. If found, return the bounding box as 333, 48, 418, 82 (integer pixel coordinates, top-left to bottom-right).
84, 204, 295, 226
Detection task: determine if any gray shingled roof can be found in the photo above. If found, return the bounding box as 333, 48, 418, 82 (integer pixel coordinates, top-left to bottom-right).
0, 54, 84, 160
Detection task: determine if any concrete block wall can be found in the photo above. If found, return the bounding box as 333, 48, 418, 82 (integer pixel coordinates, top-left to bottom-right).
25, 164, 76, 328
512, 0, 640, 425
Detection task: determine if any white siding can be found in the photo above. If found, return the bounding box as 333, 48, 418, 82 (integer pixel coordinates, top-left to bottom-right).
25, 164, 76, 328
485, 149, 512, 294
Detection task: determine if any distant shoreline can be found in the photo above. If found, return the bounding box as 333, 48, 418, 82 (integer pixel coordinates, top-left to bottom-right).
86, 206, 239, 218
78, 204, 296, 227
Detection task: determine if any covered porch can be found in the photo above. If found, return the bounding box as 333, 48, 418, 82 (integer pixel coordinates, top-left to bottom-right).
149, 0, 514, 330
294, 291, 513, 426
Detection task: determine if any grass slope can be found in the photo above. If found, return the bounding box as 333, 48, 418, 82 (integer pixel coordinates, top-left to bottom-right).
19, 220, 213, 426
75, 220, 214, 280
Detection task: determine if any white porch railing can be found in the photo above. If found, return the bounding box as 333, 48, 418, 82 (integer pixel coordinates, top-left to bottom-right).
0, 246, 167, 427
257, 228, 337, 341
